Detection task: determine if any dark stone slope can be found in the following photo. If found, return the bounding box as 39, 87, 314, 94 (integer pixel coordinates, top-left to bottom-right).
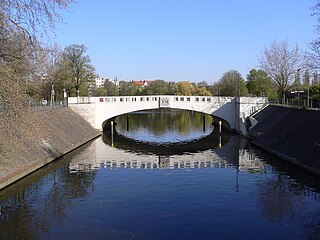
250, 105, 320, 176
0, 108, 100, 190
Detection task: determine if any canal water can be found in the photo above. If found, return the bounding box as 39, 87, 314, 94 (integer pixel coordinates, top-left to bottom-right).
0, 109, 320, 240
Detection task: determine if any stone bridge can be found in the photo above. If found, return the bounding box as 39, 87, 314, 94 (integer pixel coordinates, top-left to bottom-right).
68, 95, 267, 136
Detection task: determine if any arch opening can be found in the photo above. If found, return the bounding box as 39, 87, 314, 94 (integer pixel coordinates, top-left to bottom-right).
102, 108, 232, 134
104, 109, 232, 145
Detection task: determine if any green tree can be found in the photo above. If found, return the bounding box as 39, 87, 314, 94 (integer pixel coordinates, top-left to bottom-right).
63, 44, 96, 97
218, 70, 248, 96
207, 83, 220, 96
176, 81, 196, 95
119, 81, 139, 96
195, 86, 212, 96
94, 87, 107, 96
310, 85, 320, 107
246, 69, 277, 98
141, 80, 175, 95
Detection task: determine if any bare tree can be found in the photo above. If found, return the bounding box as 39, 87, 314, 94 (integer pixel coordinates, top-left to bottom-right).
0, 0, 75, 95
0, 0, 74, 137
311, 0, 320, 34
258, 40, 302, 101
63, 44, 96, 97
103, 80, 119, 96
29, 44, 72, 100
0, 30, 43, 116
306, 39, 320, 72
0, 0, 74, 44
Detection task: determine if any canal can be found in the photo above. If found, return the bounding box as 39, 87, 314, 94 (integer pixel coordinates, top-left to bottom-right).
0, 109, 320, 239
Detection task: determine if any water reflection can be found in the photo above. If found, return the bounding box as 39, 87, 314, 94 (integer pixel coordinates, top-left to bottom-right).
115, 109, 214, 144
0, 110, 320, 239
0, 137, 320, 239
67, 131, 270, 175
0, 146, 96, 240
103, 126, 229, 154
70, 135, 229, 171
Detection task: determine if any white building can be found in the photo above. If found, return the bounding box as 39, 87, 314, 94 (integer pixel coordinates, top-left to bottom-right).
95, 77, 119, 88
95, 77, 106, 88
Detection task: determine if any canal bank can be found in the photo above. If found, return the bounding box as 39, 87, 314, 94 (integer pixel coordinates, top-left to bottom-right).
0, 108, 100, 190
249, 105, 320, 177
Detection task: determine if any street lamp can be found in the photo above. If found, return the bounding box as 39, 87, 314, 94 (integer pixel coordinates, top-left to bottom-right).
307, 76, 310, 108
50, 82, 55, 106
63, 88, 67, 106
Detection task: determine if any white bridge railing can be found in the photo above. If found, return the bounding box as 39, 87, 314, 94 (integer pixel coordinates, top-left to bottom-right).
68, 95, 233, 105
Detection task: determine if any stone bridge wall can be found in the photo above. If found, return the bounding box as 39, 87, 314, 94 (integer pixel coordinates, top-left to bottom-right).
69, 95, 268, 136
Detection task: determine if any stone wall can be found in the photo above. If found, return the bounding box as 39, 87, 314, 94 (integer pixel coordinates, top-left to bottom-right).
0, 108, 100, 190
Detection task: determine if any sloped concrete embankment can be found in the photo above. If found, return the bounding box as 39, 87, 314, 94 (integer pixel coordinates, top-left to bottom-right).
0, 108, 100, 190
249, 105, 320, 177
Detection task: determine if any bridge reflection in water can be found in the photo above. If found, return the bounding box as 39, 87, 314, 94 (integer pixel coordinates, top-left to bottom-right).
68, 128, 267, 173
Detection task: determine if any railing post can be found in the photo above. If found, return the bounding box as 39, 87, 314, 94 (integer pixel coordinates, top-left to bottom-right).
127, 114, 129, 131
203, 114, 206, 132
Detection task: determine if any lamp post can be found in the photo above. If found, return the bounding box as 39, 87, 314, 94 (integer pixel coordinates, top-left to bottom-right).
63, 88, 67, 106
238, 77, 240, 97
50, 82, 55, 106
307, 77, 310, 108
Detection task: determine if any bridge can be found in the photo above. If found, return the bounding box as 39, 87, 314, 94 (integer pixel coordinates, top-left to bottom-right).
68, 95, 267, 135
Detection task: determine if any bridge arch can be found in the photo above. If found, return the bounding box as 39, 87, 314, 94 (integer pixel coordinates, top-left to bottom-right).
96, 96, 236, 130
68, 95, 268, 136
102, 108, 232, 132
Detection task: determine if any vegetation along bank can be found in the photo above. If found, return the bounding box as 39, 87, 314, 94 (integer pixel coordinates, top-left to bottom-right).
0, 108, 100, 190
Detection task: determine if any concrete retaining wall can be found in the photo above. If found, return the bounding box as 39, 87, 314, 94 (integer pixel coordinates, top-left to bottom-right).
0, 108, 100, 190
249, 105, 320, 176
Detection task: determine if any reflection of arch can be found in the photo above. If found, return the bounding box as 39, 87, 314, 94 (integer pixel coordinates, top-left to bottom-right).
99, 128, 238, 169
102, 127, 231, 156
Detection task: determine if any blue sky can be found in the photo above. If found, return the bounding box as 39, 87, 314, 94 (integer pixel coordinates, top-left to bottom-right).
52, 0, 318, 83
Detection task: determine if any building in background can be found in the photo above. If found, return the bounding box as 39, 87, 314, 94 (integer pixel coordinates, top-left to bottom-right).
132, 80, 152, 87
95, 77, 119, 88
